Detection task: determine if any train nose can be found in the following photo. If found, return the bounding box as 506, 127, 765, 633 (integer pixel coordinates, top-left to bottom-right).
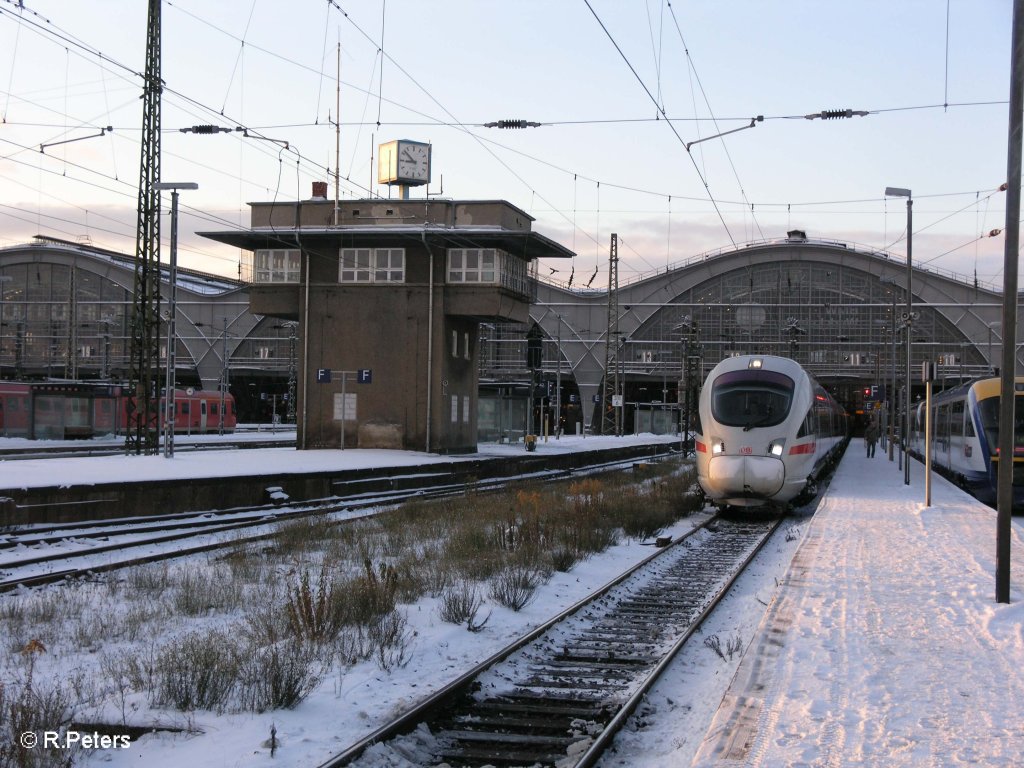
704, 455, 785, 499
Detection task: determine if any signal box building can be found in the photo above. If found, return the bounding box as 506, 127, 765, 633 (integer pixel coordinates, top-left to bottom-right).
201, 188, 573, 453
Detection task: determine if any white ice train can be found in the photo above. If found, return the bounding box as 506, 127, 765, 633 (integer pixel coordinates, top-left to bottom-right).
695, 355, 848, 509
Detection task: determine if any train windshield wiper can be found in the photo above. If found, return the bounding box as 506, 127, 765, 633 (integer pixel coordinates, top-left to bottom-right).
743, 411, 774, 431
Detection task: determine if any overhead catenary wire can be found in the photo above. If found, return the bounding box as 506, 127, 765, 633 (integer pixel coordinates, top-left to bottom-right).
0, 0, 1012, 286
582, 0, 737, 248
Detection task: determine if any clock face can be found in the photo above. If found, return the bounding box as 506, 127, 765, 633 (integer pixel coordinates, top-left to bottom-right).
396, 141, 430, 183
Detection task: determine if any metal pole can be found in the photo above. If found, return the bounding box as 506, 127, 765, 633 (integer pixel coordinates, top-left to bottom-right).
220, 316, 228, 436
555, 315, 562, 439
886, 186, 913, 484
341, 371, 347, 450
996, 0, 1023, 604
925, 378, 932, 506
890, 288, 897, 460
153, 182, 196, 458
163, 189, 178, 458
904, 196, 913, 486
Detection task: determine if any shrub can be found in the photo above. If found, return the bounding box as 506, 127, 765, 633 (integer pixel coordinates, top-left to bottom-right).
285, 565, 346, 642
147, 630, 240, 712
368, 611, 412, 671
438, 581, 490, 632
344, 560, 399, 626
237, 639, 326, 712
488, 565, 540, 611
0, 641, 77, 768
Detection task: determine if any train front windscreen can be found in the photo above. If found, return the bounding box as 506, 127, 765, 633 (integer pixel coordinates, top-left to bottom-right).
976, 394, 1024, 454
711, 370, 795, 431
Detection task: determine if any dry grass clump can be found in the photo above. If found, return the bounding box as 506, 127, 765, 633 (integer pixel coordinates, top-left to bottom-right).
0, 458, 699, 722
0, 641, 78, 768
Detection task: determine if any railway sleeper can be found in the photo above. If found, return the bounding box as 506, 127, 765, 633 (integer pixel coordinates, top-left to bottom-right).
516, 677, 629, 692
473, 695, 607, 718
557, 645, 659, 661
437, 729, 580, 748
435, 742, 576, 767
527, 664, 639, 681
532, 657, 651, 672
448, 712, 581, 733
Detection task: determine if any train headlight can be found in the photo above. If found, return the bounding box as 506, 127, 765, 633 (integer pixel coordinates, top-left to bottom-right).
768, 439, 786, 457
712, 440, 725, 455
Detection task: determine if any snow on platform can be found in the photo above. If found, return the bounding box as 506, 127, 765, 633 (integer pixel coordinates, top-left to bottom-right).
692, 440, 1024, 767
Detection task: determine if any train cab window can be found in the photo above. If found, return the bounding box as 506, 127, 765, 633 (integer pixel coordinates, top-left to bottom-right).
977, 396, 1024, 451
710, 370, 794, 429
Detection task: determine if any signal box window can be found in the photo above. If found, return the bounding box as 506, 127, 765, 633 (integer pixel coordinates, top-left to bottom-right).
448, 248, 530, 297
339, 248, 405, 283
254, 249, 301, 284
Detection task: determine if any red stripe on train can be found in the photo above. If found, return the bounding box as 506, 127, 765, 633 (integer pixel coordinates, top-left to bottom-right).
788, 442, 816, 455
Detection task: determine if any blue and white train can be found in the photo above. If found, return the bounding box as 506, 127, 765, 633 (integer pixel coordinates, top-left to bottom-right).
911, 376, 1024, 508
695, 355, 848, 510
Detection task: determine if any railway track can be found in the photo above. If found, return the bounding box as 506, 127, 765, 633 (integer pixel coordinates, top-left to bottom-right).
323, 513, 782, 768
0, 452, 677, 592
0, 435, 295, 460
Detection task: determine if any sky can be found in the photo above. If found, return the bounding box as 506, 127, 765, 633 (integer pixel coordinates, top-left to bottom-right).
2, 435, 1023, 766
0, 0, 1017, 289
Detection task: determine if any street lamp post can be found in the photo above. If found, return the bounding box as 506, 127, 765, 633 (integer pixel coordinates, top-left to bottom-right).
880, 277, 899, 461
154, 181, 198, 458
886, 186, 913, 486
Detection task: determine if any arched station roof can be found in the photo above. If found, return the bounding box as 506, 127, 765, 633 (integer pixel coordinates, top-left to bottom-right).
526, 235, 1016, 414
0, 236, 274, 389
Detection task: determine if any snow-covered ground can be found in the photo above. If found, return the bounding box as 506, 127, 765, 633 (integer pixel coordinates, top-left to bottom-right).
4, 435, 1024, 767
602, 442, 1024, 768
0, 432, 681, 490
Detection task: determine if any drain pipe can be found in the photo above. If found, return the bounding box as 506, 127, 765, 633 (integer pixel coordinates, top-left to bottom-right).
301, 248, 310, 450
422, 231, 434, 452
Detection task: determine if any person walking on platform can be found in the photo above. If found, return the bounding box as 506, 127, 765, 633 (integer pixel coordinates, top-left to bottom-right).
865, 422, 878, 458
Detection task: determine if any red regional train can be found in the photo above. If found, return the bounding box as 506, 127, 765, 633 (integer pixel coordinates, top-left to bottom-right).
0, 381, 235, 440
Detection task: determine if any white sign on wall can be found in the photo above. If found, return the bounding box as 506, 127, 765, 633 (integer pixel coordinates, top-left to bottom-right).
333, 392, 357, 421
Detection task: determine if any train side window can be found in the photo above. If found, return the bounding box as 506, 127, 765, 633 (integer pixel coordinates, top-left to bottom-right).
211, 402, 219, 415
950, 401, 964, 436
201, 401, 207, 416
180, 401, 190, 415
796, 409, 813, 438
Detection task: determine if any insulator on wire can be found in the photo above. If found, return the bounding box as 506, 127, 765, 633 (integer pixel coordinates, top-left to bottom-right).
181, 124, 231, 134
484, 119, 541, 129
805, 109, 868, 120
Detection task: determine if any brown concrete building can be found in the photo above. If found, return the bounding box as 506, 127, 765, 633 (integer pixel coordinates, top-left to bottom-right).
201, 190, 573, 453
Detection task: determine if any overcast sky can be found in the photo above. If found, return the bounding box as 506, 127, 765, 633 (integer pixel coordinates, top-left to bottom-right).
0, 0, 1016, 288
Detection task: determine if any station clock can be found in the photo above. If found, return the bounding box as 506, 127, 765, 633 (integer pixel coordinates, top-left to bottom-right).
378, 140, 431, 186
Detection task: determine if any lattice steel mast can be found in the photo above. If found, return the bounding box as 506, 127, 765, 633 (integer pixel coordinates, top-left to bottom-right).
126, 0, 162, 454
601, 233, 619, 435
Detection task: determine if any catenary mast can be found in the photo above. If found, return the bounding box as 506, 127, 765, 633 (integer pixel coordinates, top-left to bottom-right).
126, 0, 163, 455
